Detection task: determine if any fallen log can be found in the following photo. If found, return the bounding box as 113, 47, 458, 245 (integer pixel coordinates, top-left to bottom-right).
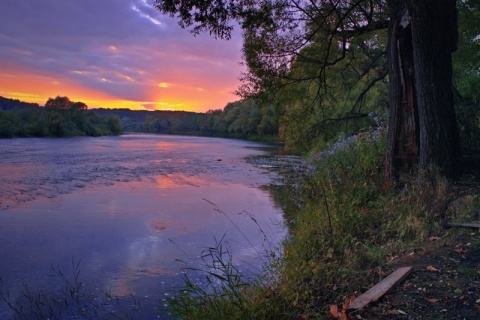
347, 266, 413, 314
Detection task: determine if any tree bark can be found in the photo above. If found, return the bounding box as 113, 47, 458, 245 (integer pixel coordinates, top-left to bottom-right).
386, 0, 460, 179
386, 0, 418, 178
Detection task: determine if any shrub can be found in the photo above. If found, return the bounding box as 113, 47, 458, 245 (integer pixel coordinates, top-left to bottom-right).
167, 124, 452, 319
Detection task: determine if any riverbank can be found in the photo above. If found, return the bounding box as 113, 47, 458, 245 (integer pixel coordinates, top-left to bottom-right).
167, 128, 480, 319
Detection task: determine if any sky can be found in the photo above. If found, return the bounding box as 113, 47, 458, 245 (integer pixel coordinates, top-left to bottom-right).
0, 0, 244, 112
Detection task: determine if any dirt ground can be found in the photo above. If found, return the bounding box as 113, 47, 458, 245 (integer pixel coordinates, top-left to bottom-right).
353, 165, 480, 320
358, 231, 480, 319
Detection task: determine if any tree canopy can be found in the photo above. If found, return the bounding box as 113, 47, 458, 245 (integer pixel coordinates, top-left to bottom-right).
157, 0, 388, 104
0, 96, 123, 138
155, 0, 480, 178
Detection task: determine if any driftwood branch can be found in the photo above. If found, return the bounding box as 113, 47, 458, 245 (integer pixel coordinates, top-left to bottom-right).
347, 266, 413, 313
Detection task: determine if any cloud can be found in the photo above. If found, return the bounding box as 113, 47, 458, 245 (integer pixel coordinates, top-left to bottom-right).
0, 0, 244, 111
131, 3, 163, 26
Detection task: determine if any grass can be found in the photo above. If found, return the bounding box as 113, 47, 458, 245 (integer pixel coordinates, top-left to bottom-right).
165, 202, 285, 320
0, 259, 139, 320
2, 124, 476, 319
166, 125, 458, 319
2, 124, 462, 319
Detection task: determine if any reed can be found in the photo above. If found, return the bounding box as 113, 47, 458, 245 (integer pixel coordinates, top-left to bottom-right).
166, 126, 458, 319
0, 259, 139, 320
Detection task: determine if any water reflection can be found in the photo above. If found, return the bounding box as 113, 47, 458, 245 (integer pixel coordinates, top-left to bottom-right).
0, 134, 287, 319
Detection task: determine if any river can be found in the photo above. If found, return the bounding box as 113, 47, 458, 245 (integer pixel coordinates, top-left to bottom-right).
0, 134, 286, 319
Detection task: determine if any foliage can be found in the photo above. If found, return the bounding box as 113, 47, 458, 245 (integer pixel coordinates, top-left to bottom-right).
156, 0, 480, 178
0, 96, 280, 141
156, 0, 389, 98
156, 0, 478, 159
156, 0, 390, 152
201, 99, 279, 138
453, 0, 480, 152
0, 96, 123, 138
166, 123, 454, 318
0, 96, 40, 111
276, 127, 449, 316
100, 99, 280, 140
274, 31, 389, 152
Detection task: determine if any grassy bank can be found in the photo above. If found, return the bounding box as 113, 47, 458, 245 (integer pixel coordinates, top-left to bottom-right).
166, 126, 466, 319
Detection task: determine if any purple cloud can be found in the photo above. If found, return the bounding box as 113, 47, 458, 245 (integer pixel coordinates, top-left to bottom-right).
0, 0, 244, 111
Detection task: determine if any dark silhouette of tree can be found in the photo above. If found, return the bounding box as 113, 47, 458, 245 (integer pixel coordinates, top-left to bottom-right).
155, 0, 461, 178
0, 96, 123, 138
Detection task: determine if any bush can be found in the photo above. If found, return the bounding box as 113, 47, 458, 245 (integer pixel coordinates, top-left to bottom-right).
167, 124, 452, 319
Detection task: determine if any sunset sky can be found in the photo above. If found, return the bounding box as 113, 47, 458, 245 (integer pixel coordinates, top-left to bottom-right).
0, 0, 244, 112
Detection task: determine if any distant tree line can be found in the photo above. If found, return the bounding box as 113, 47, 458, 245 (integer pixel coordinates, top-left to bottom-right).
0, 96, 279, 141
93, 99, 280, 140
0, 96, 123, 138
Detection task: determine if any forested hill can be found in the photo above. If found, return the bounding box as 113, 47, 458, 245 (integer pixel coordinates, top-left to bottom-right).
0, 96, 40, 110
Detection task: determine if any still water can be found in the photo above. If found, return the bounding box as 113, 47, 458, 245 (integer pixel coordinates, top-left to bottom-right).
0, 134, 286, 319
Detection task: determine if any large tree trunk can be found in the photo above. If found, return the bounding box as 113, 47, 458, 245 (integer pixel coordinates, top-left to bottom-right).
386, 0, 460, 179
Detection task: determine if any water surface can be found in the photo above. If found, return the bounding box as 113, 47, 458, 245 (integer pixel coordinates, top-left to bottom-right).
0, 134, 285, 318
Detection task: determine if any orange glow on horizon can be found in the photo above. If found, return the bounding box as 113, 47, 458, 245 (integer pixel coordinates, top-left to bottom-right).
0, 63, 238, 113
